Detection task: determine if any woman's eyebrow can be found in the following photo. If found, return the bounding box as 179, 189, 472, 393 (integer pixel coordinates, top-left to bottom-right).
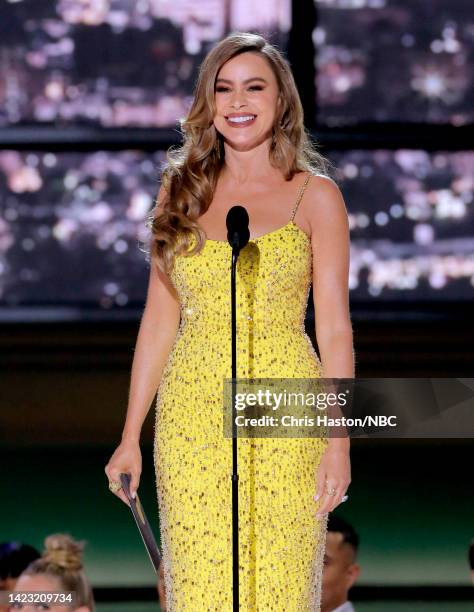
215, 77, 268, 84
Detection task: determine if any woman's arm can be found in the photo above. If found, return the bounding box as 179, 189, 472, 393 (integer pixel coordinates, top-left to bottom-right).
310, 174, 354, 447
121, 185, 181, 444
305, 174, 354, 515
309, 175, 354, 380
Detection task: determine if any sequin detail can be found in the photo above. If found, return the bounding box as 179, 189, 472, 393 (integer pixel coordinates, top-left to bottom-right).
154, 172, 328, 610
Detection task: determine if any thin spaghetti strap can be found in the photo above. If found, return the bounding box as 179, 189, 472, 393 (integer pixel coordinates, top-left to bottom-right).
290, 172, 312, 222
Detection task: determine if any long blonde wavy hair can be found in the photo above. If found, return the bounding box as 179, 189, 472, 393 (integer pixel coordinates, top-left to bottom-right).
145, 31, 333, 275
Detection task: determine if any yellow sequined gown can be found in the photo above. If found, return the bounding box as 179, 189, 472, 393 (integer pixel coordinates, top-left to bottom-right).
154, 172, 328, 611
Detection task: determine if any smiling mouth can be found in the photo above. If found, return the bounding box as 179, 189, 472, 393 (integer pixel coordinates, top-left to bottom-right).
225, 114, 257, 125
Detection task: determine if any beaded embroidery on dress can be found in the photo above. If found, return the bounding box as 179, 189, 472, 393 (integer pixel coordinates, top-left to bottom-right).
154, 171, 328, 610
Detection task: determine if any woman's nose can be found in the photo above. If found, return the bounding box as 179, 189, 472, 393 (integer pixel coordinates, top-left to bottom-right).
230, 91, 246, 108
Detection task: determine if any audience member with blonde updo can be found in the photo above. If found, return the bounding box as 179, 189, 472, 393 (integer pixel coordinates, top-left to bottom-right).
8, 533, 95, 611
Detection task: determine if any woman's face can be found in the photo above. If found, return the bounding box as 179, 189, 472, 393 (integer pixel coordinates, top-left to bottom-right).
213, 51, 280, 152
8, 574, 89, 611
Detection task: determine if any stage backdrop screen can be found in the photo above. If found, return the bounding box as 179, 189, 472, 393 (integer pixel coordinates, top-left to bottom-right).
0, 148, 473, 321
313, 0, 474, 126
0, 0, 291, 129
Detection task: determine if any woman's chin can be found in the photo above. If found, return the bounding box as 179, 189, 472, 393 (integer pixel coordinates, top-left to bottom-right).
222, 133, 272, 152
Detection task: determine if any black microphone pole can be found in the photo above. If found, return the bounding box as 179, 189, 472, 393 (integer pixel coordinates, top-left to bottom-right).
226, 206, 249, 612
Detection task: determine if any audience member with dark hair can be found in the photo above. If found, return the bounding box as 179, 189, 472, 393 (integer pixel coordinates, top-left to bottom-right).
321, 514, 361, 612
0, 543, 40, 612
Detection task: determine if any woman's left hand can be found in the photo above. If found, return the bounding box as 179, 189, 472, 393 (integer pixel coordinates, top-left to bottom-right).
314, 442, 351, 517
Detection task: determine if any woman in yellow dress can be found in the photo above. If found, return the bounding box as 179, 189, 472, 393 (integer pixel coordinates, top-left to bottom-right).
105, 32, 354, 610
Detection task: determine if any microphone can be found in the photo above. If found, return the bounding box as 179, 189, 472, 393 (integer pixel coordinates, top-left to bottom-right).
226, 205, 250, 250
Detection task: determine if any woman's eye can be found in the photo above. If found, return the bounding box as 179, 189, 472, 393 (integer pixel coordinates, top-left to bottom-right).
215, 85, 264, 92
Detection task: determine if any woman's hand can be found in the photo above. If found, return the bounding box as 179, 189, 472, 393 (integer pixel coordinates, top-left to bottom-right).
314, 441, 351, 517
104, 439, 142, 507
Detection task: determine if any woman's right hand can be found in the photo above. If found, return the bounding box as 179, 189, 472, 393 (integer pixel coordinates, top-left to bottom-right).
104, 439, 142, 507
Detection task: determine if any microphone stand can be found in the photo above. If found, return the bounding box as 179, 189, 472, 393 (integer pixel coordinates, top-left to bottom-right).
226, 205, 249, 611
230, 236, 240, 612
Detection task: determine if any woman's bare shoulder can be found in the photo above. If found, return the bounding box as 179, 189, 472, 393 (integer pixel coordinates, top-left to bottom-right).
306, 173, 345, 207
303, 173, 348, 238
